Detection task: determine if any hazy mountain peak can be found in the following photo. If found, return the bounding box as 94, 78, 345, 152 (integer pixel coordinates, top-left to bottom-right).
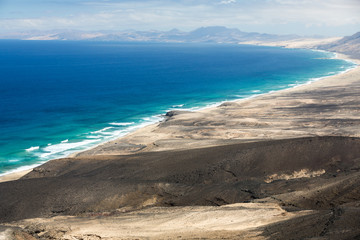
1, 26, 356, 47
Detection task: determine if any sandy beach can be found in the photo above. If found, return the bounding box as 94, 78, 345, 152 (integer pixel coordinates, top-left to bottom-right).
1, 51, 358, 184
74, 53, 360, 157
1, 51, 358, 183
0, 170, 32, 183
1, 47, 360, 239
238, 37, 342, 49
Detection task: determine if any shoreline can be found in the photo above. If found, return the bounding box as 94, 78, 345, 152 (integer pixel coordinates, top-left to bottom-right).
2, 43, 360, 239
70, 50, 359, 155
0, 49, 359, 183
74, 50, 360, 155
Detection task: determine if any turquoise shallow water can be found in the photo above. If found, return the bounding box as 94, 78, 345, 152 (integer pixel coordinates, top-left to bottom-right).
0, 40, 356, 175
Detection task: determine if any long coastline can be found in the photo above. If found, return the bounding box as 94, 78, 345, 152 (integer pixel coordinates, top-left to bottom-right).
0, 49, 359, 183
73, 51, 360, 154
2, 46, 360, 239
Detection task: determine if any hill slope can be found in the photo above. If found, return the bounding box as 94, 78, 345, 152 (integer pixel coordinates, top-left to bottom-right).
1, 137, 360, 239
318, 32, 360, 58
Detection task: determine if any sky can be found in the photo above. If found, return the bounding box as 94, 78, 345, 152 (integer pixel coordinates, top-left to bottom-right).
0, 0, 359, 36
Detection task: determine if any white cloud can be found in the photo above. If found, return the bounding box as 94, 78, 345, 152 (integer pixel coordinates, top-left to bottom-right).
220, 0, 236, 4
0, 0, 359, 36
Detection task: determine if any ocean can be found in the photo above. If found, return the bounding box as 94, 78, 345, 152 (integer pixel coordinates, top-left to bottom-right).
0, 40, 356, 175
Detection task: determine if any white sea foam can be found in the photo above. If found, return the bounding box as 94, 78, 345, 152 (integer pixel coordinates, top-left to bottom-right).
40, 54, 358, 163
40, 139, 101, 158
37, 115, 165, 160
171, 104, 184, 108
312, 49, 358, 66
136, 58, 352, 125
86, 135, 102, 139
141, 116, 162, 125
82, 115, 165, 152
0, 163, 41, 177
110, 115, 164, 136
311, 49, 337, 59
109, 122, 134, 126
8, 159, 20, 163
166, 105, 202, 113
233, 94, 251, 98
4, 48, 359, 179
91, 127, 114, 134
25, 146, 40, 152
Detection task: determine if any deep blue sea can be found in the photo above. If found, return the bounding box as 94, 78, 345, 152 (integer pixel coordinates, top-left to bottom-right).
0, 40, 356, 175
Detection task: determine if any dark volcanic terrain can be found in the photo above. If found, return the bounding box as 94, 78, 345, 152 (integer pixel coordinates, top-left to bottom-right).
1, 136, 360, 239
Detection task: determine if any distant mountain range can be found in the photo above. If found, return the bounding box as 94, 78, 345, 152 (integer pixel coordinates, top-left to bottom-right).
2, 26, 359, 58
0, 26, 303, 43
318, 31, 360, 59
